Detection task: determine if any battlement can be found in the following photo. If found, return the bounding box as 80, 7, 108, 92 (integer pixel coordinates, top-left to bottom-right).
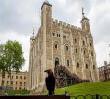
52, 18, 82, 31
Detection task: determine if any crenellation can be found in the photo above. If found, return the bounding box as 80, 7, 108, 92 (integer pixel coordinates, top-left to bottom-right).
59, 21, 63, 25
67, 24, 70, 28
52, 18, 82, 32
55, 19, 58, 25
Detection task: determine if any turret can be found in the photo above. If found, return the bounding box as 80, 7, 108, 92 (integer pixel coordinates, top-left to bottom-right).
81, 8, 90, 33
41, 0, 52, 29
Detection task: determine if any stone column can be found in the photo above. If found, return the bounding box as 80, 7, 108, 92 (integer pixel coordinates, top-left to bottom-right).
70, 30, 75, 73
60, 25, 65, 66
80, 35, 86, 79
87, 36, 94, 81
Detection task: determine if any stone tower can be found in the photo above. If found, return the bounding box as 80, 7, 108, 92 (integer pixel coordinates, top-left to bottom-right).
28, 1, 99, 91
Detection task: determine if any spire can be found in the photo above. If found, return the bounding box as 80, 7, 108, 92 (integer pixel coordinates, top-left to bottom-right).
81, 7, 89, 21
81, 7, 90, 32
82, 7, 85, 18
30, 27, 35, 41
32, 27, 35, 37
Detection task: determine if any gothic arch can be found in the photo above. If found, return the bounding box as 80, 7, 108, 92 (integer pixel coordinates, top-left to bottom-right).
53, 41, 59, 50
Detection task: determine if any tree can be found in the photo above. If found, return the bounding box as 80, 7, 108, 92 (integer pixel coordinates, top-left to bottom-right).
0, 44, 6, 85
0, 40, 25, 86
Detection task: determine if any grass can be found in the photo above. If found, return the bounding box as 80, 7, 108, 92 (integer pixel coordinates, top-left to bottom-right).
55, 81, 110, 96
3, 89, 30, 96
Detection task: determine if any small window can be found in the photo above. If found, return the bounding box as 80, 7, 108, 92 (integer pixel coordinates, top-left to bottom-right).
11, 81, 13, 85
20, 82, 22, 86
2, 80, 4, 85
93, 65, 95, 69
75, 39, 77, 43
59, 34, 60, 37
77, 63, 79, 68
24, 76, 26, 80
57, 34, 59, 37
11, 76, 13, 79
15, 87, 17, 90
7, 81, 9, 84
53, 33, 55, 36
24, 82, 26, 86
86, 64, 88, 69
20, 76, 22, 79
63, 35, 66, 39
76, 49, 77, 53
90, 43, 92, 46
83, 41, 85, 45
84, 50, 85, 54
67, 60, 69, 66
16, 76, 18, 79
55, 44, 57, 49
7, 75, 10, 78
19, 87, 21, 90
66, 46, 68, 51
91, 52, 93, 56
3, 75, 5, 78
16, 81, 17, 84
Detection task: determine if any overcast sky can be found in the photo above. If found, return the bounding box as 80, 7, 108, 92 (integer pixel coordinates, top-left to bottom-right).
0, 0, 110, 71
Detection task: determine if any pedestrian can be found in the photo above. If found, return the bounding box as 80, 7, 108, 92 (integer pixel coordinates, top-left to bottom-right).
44, 69, 55, 96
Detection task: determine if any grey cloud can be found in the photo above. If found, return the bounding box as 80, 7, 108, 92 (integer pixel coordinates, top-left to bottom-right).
0, 0, 42, 35
90, 1, 110, 44
92, 15, 110, 44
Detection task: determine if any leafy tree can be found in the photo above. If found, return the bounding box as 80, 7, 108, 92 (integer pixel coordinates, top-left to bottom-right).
0, 40, 25, 86
0, 44, 6, 83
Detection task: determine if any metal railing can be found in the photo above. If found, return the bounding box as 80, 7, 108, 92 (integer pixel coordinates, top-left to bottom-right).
70, 94, 110, 99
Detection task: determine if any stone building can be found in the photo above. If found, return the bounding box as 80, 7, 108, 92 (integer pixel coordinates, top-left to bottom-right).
99, 61, 110, 81
28, 1, 99, 91
0, 71, 28, 90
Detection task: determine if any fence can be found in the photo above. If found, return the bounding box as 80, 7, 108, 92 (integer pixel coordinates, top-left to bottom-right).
70, 94, 110, 99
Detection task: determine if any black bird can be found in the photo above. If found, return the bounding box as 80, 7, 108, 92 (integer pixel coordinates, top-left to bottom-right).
44, 69, 55, 96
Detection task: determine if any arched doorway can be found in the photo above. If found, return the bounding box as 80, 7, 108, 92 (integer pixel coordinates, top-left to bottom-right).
55, 58, 59, 67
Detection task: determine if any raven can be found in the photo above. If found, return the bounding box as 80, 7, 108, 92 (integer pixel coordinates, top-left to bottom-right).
44, 69, 55, 95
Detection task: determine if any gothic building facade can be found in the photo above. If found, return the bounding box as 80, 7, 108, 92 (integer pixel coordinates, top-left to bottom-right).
28, 1, 99, 91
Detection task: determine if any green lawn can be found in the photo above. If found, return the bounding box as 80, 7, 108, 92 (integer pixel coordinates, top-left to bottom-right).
3, 89, 30, 96
55, 81, 110, 96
